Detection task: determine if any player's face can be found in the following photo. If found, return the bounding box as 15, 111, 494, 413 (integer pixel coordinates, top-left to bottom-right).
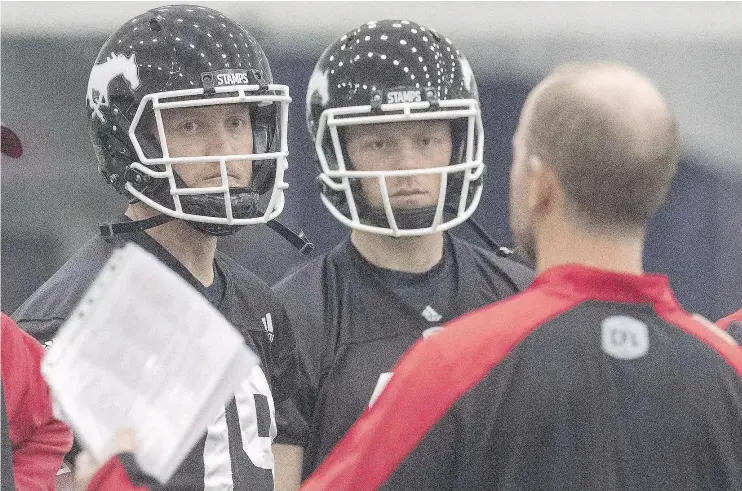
344, 120, 452, 209
509, 117, 538, 265
159, 103, 254, 189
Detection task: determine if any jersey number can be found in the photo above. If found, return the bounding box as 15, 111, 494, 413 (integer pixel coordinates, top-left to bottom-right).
234, 365, 276, 469
204, 365, 276, 489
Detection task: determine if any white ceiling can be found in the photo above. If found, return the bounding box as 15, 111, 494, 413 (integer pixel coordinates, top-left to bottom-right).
3, 1, 742, 44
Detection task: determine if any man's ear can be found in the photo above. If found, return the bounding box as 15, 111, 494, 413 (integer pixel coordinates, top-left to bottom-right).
526, 155, 560, 215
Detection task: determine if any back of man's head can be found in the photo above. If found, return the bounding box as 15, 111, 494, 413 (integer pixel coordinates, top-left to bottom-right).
522, 63, 679, 232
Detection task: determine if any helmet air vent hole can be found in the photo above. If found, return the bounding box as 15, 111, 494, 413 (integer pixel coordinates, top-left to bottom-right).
149, 18, 162, 32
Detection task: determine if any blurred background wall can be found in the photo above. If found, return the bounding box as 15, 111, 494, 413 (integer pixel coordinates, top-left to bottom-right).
2, 1, 741, 319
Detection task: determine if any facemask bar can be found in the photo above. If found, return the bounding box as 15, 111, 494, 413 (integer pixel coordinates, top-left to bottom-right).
127, 84, 291, 225
315, 99, 484, 236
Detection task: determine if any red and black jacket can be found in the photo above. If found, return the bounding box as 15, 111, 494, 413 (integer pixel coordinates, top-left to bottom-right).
302, 265, 742, 491
1, 313, 73, 491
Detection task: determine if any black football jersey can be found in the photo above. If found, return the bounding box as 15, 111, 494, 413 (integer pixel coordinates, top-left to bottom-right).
273, 234, 534, 477
13, 223, 307, 490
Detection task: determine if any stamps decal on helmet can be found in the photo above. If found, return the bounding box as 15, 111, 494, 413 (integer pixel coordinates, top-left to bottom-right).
201, 69, 255, 91
219, 72, 249, 86
385, 89, 422, 104
214, 70, 251, 87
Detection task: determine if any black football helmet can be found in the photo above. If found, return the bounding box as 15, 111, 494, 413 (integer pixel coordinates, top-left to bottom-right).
306, 19, 484, 236
87, 5, 290, 236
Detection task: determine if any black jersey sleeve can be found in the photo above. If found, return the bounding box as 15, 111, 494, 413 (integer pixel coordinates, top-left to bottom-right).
272, 255, 329, 424
268, 300, 310, 447
12, 236, 119, 344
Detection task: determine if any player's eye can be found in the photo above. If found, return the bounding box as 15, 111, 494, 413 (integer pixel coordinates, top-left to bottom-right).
179, 120, 202, 133
362, 139, 387, 151
227, 117, 248, 130
418, 135, 444, 149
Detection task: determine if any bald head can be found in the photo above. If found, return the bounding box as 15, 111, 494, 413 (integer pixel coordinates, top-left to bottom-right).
518, 63, 679, 231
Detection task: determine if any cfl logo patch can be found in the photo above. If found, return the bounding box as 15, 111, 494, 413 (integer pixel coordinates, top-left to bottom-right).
601, 315, 649, 360
261, 313, 274, 342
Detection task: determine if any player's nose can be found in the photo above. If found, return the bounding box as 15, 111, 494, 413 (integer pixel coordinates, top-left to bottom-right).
205, 127, 237, 156
394, 140, 423, 170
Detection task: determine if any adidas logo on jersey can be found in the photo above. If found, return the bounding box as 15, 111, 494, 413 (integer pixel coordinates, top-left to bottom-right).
421, 305, 442, 322
261, 313, 274, 342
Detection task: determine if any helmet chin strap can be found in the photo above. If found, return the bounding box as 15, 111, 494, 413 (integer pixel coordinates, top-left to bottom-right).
99, 176, 314, 254
99, 211, 314, 255
99, 213, 175, 236
441, 203, 513, 258
265, 219, 315, 254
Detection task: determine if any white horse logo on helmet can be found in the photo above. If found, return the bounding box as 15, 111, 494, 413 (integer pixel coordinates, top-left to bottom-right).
306, 68, 330, 108
86, 53, 140, 122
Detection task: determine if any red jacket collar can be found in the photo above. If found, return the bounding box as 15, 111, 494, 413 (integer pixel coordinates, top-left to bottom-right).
532, 264, 681, 310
